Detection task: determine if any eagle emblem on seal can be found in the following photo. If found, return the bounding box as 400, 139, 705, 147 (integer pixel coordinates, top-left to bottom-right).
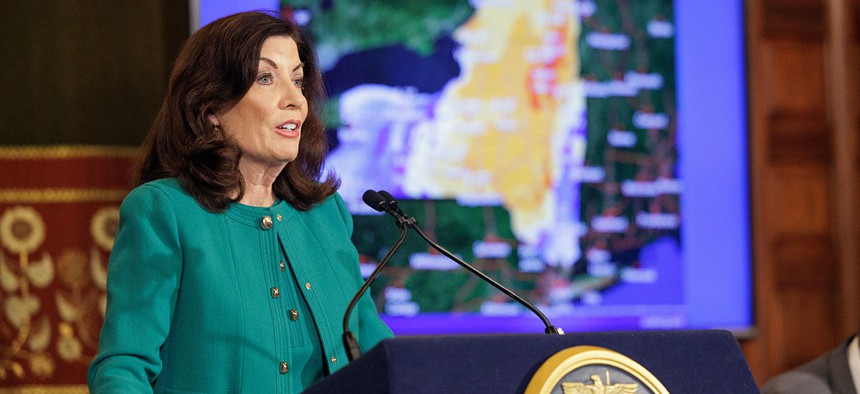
561, 370, 639, 394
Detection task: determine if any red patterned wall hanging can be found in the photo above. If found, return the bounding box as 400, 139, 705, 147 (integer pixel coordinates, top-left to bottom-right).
0, 146, 137, 393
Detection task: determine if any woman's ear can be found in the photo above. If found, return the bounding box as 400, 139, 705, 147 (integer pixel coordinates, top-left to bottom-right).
208, 114, 220, 127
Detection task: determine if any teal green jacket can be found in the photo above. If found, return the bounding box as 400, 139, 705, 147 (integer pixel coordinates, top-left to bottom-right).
88, 178, 393, 393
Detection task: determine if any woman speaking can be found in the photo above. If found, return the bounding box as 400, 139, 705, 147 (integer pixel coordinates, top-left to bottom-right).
88, 11, 393, 393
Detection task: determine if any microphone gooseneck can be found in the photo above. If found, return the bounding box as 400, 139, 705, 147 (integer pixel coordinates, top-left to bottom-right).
342, 190, 563, 363
342, 191, 410, 361
376, 190, 564, 335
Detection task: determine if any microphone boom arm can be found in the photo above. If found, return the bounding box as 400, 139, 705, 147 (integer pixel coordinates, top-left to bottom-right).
375, 189, 563, 335
407, 223, 563, 335
342, 224, 409, 361
342, 189, 562, 364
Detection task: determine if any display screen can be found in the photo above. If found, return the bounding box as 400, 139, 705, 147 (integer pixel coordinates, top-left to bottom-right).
195, 0, 751, 336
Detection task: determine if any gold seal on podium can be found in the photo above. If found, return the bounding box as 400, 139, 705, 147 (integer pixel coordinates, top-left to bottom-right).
525, 345, 669, 394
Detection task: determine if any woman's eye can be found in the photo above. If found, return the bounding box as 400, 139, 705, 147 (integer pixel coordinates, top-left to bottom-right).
257, 74, 274, 85
293, 78, 304, 89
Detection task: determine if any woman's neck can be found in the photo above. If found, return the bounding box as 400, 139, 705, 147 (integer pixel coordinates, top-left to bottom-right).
236, 160, 285, 207
239, 184, 276, 207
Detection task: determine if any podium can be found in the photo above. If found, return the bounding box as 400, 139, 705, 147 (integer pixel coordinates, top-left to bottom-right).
303, 330, 759, 393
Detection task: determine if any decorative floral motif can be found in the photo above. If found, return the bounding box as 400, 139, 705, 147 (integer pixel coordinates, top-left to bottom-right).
56, 248, 89, 289
27, 316, 52, 353
28, 353, 55, 379
26, 252, 55, 288
6, 362, 24, 378
56, 324, 83, 361
55, 293, 79, 323
90, 206, 120, 251
56, 336, 83, 362
0, 255, 18, 292
3, 294, 40, 328
0, 206, 46, 254
90, 247, 108, 290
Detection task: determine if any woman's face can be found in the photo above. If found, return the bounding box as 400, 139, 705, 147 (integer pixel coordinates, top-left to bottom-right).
215, 35, 308, 173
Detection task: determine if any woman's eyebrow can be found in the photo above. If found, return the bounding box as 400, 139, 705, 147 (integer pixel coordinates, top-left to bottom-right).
259, 58, 304, 72
259, 57, 278, 68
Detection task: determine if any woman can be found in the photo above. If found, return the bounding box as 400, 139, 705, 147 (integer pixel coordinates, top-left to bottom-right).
88, 11, 393, 393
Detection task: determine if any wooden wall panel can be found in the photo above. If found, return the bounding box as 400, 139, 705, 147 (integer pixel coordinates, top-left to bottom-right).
778, 291, 838, 367
829, 0, 860, 338
747, 0, 860, 385
763, 0, 825, 39
768, 112, 831, 163
761, 39, 826, 113
760, 38, 831, 164
771, 168, 831, 234
773, 235, 835, 288
772, 232, 837, 372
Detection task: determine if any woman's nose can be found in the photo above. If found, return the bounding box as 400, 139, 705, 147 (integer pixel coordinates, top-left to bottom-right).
279, 83, 306, 110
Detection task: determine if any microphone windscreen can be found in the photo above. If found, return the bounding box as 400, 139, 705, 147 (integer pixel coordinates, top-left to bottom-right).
377, 190, 396, 204
362, 189, 387, 212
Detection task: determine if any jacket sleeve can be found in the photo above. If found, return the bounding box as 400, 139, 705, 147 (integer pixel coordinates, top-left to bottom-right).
331, 193, 394, 352
88, 185, 183, 393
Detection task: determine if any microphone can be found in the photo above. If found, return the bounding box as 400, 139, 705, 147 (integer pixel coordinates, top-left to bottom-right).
362, 188, 391, 215
363, 189, 415, 228
341, 190, 410, 361
376, 190, 564, 335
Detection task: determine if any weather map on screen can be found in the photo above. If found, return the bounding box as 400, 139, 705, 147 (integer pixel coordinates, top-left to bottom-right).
263, 0, 750, 335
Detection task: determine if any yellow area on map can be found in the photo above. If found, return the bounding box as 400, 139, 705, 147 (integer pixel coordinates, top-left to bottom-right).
404, 0, 585, 243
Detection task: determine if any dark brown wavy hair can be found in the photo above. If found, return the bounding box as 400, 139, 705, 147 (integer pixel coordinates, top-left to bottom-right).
135, 11, 338, 212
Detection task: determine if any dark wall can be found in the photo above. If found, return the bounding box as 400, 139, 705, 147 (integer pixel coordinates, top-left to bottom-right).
0, 1, 189, 145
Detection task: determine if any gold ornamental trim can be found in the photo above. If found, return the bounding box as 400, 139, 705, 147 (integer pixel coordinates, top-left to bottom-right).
0, 385, 88, 394
0, 145, 138, 159
525, 345, 669, 394
0, 189, 130, 204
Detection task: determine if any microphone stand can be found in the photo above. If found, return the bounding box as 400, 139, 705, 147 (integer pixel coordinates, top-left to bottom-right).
407, 223, 563, 335
378, 190, 563, 335
342, 215, 412, 361
342, 190, 562, 363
